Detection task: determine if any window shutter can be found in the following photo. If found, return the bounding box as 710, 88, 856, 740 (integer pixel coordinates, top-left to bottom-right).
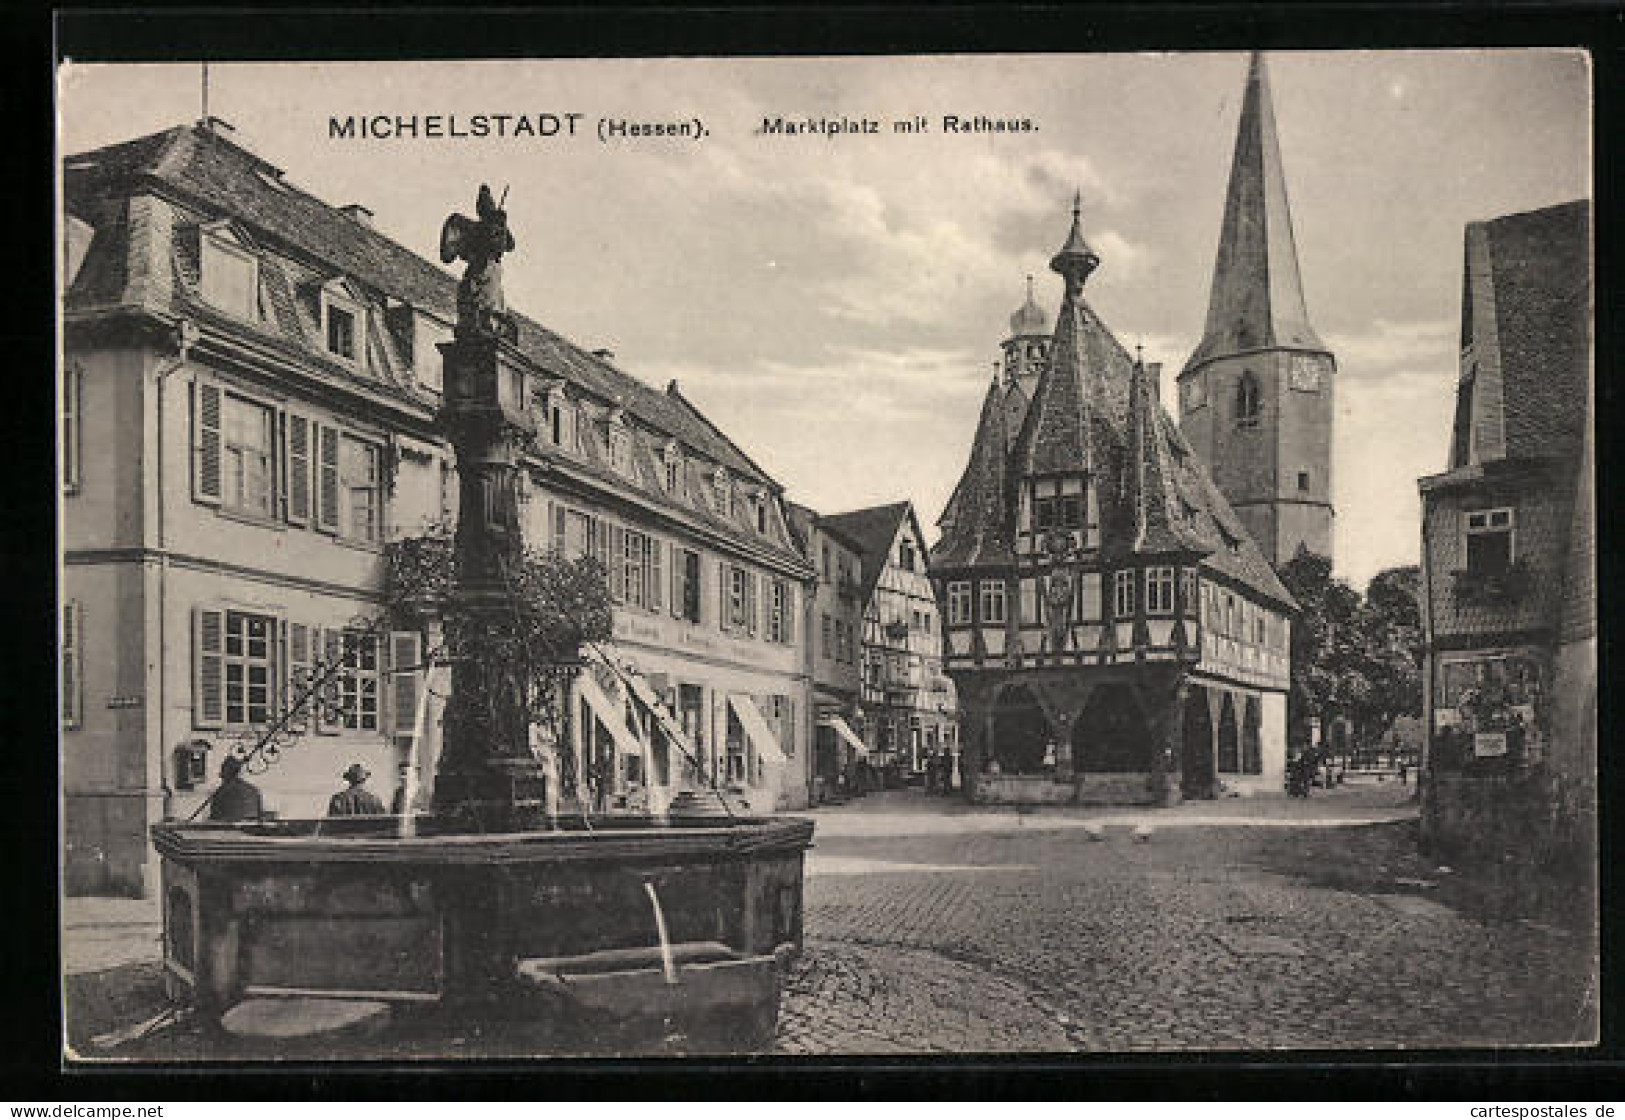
782, 583, 795, 644
649, 539, 664, 613
391, 631, 424, 736
60, 600, 81, 728
785, 696, 796, 756
592, 517, 609, 565
548, 501, 560, 553
608, 523, 626, 603
719, 561, 731, 632
315, 628, 342, 734
745, 572, 758, 635
286, 622, 312, 731
285, 414, 311, 525
670, 548, 684, 618
316, 424, 341, 533
192, 380, 222, 505
193, 606, 225, 729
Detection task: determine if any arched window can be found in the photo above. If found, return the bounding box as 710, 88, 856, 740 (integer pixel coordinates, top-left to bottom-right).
1235, 371, 1261, 426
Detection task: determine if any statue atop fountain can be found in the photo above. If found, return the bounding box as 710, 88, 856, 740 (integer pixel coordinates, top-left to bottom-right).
440, 183, 518, 344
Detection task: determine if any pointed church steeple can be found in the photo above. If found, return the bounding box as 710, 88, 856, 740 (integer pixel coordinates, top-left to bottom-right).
1177, 52, 1336, 567
1187, 51, 1325, 369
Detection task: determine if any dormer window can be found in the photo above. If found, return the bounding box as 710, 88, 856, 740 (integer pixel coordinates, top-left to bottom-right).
712, 469, 729, 514
328, 307, 355, 358
663, 443, 682, 493
608, 421, 632, 476
200, 229, 258, 321
753, 491, 769, 534
557, 396, 577, 450
321, 284, 365, 365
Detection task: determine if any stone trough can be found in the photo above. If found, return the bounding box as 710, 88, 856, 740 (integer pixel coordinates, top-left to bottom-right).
152, 813, 814, 1053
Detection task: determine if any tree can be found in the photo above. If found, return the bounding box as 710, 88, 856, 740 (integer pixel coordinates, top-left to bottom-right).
1277, 549, 1424, 759
384, 526, 614, 797
1350, 565, 1424, 751
1278, 548, 1361, 755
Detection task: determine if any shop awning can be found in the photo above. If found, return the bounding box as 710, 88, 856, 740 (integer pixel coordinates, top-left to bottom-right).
621, 670, 700, 764
728, 693, 790, 768
820, 715, 869, 757
575, 671, 644, 762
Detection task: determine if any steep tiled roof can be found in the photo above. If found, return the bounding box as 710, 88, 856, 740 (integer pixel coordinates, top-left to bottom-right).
822, 501, 915, 602
1019, 292, 1103, 477
1482, 200, 1591, 463
933, 378, 1016, 566
785, 501, 866, 560
1111, 359, 1213, 558
1185, 52, 1326, 371
62, 123, 777, 488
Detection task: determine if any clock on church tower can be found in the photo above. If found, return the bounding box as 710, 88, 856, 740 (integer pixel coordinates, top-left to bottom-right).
1289, 353, 1330, 392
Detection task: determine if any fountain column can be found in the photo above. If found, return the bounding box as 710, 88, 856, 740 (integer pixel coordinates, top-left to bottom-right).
430, 186, 547, 830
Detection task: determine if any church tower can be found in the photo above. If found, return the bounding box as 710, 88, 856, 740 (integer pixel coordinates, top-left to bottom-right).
1178, 52, 1335, 566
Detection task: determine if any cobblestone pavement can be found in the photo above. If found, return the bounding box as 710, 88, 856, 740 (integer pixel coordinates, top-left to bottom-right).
773, 787, 1597, 1054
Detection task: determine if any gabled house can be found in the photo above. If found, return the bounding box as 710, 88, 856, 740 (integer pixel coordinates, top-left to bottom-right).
821, 501, 958, 779
1418, 199, 1594, 865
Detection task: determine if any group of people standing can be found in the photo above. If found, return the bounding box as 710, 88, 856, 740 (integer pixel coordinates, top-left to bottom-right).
206, 756, 418, 822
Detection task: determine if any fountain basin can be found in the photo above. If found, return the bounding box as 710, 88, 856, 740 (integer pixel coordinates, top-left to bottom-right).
517, 941, 784, 1051
152, 814, 813, 1052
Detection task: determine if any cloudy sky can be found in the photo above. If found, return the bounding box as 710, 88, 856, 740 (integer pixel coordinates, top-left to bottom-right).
59, 52, 1589, 589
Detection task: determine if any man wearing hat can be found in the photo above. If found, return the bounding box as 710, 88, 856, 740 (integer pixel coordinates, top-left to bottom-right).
209, 754, 264, 822
329, 762, 387, 816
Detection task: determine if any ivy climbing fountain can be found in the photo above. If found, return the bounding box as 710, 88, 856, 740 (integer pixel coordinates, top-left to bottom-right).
149, 185, 814, 1057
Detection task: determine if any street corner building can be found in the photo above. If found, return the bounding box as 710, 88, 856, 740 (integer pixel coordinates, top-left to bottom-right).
59, 120, 816, 897
1417, 199, 1595, 872
819, 501, 959, 783
930, 53, 1338, 808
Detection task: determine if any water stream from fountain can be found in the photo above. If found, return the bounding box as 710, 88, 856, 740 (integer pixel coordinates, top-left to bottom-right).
642, 881, 679, 986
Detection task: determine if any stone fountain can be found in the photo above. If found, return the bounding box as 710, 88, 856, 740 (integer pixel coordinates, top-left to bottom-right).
150, 186, 814, 1056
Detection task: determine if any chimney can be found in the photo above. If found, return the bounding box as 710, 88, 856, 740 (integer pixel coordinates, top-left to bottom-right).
592, 348, 615, 362
341, 203, 374, 228
1147, 362, 1163, 403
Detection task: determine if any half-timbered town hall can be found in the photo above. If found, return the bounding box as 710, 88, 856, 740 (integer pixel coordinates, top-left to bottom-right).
931, 199, 1296, 805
